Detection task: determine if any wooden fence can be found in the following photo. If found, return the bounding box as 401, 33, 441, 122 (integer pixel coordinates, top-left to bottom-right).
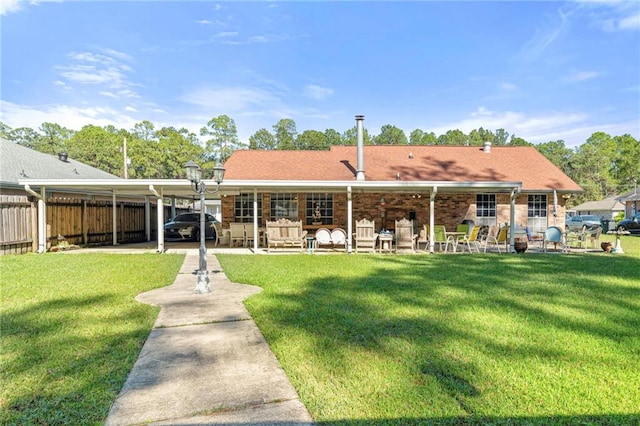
0, 194, 184, 255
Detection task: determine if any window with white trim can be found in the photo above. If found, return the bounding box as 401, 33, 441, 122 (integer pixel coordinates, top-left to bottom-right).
527, 194, 547, 234
306, 193, 333, 225
270, 193, 298, 221
476, 194, 496, 226
234, 193, 262, 223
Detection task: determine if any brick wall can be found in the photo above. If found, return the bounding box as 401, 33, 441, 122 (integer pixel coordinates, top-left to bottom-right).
220, 191, 566, 231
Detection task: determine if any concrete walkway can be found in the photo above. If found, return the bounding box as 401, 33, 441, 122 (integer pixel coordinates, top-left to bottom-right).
105, 252, 314, 426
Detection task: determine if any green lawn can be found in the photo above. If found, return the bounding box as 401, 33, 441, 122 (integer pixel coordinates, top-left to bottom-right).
0, 253, 185, 425
1, 238, 639, 425
218, 236, 640, 424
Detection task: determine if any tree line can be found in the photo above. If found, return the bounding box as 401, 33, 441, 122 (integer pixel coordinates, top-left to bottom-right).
1, 116, 638, 206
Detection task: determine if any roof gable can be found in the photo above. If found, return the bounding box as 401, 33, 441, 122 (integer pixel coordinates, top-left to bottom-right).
224, 145, 582, 192
0, 139, 119, 185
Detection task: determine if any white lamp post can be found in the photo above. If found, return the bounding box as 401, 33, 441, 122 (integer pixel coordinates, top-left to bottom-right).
185, 160, 225, 293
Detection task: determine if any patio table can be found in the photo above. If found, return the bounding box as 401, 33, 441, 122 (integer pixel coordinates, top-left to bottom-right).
378, 233, 394, 253
445, 231, 466, 252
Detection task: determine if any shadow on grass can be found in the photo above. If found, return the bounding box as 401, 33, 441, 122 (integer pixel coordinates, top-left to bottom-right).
2, 294, 157, 425
221, 253, 640, 422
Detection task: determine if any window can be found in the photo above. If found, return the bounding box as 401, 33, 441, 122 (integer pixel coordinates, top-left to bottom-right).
527, 194, 547, 234
306, 194, 333, 225
270, 193, 298, 221
476, 194, 496, 226
234, 193, 262, 223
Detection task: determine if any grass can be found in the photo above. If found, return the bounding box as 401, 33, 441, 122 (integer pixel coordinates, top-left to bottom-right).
218, 235, 640, 424
0, 253, 185, 425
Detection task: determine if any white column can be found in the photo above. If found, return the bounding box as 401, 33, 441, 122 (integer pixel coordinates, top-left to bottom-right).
112, 192, 118, 246
157, 197, 165, 252
509, 189, 517, 253
145, 196, 151, 241
347, 186, 353, 253
429, 187, 437, 254
38, 187, 46, 253
253, 189, 259, 251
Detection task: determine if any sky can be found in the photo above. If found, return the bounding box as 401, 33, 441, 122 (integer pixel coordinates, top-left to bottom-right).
1, 0, 639, 148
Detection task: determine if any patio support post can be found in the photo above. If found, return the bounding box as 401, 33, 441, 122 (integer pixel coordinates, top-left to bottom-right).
24, 185, 47, 253
253, 189, 258, 251
145, 196, 151, 241
171, 197, 176, 219
429, 186, 437, 254
112, 192, 118, 246
509, 187, 518, 253
149, 185, 164, 253
347, 186, 353, 253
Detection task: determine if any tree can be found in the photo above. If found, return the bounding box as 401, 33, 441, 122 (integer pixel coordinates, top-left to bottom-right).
508, 135, 532, 146
67, 125, 122, 175
373, 124, 408, 145
611, 134, 640, 192
38, 122, 74, 155
200, 115, 244, 163
536, 140, 574, 176
571, 132, 617, 201
273, 119, 297, 150
249, 129, 276, 150
468, 127, 494, 146
0, 121, 12, 139
342, 125, 373, 146
494, 128, 510, 146
132, 120, 156, 142
8, 127, 41, 149
296, 130, 329, 150
156, 126, 206, 179
437, 129, 468, 145
324, 128, 343, 146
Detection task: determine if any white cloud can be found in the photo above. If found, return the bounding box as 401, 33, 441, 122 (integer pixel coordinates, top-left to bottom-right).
195, 19, 212, 25
500, 82, 517, 92
564, 70, 600, 82
517, 8, 570, 62
0, 100, 138, 131
0, 0, 23, 15
618, 13, 640, 30
304, 84, 334, 100
180, 86, 280, 112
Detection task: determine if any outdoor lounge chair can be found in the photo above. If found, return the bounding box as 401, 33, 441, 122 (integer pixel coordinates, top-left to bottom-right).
395, 218, 417, 252
354, 218, 378, 253
330, 228, 347, 251
314, 228, 333, 250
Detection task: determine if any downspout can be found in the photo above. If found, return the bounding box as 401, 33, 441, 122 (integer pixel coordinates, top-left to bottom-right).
347, 186, 353, 253
25, 184, 47, 253
149, 185, 165, 253
429, 186, 437, 254
509, 187, 520, 253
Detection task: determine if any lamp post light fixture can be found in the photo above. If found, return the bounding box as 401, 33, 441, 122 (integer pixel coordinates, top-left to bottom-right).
185, 160, 225, 294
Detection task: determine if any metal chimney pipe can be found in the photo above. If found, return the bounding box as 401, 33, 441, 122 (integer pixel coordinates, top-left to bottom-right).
483, 141, 492, 153
355, 115, 365, 181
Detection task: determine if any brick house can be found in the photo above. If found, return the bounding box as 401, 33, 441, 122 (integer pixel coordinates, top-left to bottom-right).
221, 119, 582, 253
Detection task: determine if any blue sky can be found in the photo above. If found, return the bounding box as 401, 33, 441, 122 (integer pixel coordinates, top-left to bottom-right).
1, 1, 638, 148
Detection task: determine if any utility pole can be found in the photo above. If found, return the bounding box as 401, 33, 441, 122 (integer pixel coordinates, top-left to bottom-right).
123, 137, 128, 179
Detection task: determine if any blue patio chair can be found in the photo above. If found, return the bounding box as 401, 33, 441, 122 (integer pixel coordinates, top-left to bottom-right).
542, 226, 566, 252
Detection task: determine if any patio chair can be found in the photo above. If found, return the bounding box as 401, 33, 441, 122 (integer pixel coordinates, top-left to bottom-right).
244, 223, 255, 247
461, 225, 481, 253
433, 225, 454, 252
354, 218, 378, 253
229, 223, 245, 247
212, 222, 221, 246
330, 228, 347, 251
314, 228, 333, 250
542, 226, 566, 253
395, 218, 417, 252
587, 226, 602, 249
481, 225, 508, 253
416, 225, 429, 251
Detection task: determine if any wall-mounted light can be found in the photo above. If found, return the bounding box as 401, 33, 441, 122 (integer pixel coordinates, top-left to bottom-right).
380, 197, 386, 206
412, 193, 421, 199
396, 173, 401, 180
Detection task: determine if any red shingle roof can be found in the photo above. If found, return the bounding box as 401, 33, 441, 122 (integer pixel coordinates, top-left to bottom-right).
224, 145, 582, 192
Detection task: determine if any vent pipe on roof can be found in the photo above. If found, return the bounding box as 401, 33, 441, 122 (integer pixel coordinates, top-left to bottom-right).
58, 152, 68, 162
355, 115, 365, 181
482, 141, 491, 153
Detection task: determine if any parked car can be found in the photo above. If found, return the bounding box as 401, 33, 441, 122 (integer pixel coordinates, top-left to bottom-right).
164, 213, 218, 241
616, 213, 640, 234
565, 214, 602, 232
